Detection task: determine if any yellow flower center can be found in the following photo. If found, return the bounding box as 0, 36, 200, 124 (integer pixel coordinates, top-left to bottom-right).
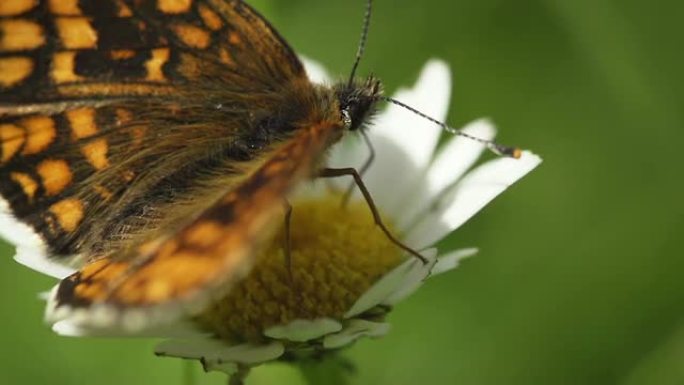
195, 192, 403, 343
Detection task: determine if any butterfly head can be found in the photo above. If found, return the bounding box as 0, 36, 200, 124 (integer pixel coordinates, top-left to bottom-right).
335, 76, 383, 131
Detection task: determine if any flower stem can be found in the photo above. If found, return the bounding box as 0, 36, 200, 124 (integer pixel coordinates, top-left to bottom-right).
298, 354, 356, 385
228, 365, 251, 385
183, 360, 196, 385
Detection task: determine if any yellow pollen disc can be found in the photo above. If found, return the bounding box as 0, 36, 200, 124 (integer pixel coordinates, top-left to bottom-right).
196, 193, 404, 343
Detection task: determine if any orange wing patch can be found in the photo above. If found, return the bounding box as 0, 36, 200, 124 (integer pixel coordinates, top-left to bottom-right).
145, 48, 171, 81
37, 159, 73, 196
47, 0, 82, 16
0, 56, 33, 88
81, 140, 110, 170
55, 17, 98, 49
50, 51, 83, 84
198, 5, 223, 31
157, 0, 193, 14
21, 116, 57, 155
64, 107, 109, 169
66, 107, 98, 139
172, 23, 212, 49
0, 122, 25, 162
0, 19, 45, 51
0, 116, 58, 162
0, 0, 38, 16
49, 198, 84, 233
10, 172, 38, 201
114, 1, 133, 17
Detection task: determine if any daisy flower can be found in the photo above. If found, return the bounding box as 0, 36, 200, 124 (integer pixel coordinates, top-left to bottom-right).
4, 58, 541, 381
153, 59, 541, 378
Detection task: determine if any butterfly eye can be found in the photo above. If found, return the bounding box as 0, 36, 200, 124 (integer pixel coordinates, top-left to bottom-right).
342, 109, 353, 129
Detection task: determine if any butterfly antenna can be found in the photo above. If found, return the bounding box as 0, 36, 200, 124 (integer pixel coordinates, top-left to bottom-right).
348, 0, 373, 87
380, 96, 522, 158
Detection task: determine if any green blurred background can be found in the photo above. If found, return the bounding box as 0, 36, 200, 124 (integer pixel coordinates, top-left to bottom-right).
1, 0, 682, 384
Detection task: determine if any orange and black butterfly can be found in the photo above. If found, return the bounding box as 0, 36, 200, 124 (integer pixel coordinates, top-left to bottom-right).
0, 0, 391, 330
0, 0, 516, 331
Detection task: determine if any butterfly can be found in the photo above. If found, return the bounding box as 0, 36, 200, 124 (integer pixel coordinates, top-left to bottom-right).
0, 0, 518, 332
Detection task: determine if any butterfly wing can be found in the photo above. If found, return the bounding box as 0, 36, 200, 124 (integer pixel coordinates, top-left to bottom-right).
1, 0, 303, 103
48, 121, 344, 331
0, 0, 307, 273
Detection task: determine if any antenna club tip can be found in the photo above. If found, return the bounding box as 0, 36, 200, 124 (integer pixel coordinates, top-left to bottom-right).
490, 143, 523, 159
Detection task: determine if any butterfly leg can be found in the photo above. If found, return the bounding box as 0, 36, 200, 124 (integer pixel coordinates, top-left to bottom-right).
319, 167, 428, 264
341, 131, 375, 206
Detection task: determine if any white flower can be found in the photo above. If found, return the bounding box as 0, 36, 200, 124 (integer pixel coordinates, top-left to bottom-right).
150, 58, 542, 377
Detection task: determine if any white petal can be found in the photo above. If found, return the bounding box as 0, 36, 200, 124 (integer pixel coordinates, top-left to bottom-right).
373, 249, 477, 307
155, 339, 284, 365
300, 56, 330, 85
263, 318, 342, 342
377, 249, 477, 307
155, 338, 235, 360
202, 360, 239, 375
327, 134, 369, 190
323, 320, 391, 349
430, 248, 478, 276
211, 342, 285, 364
396, 119, 497, 231
360, 60, 452, 213
427, 120, 498, 195
381, 248, 445, 306
405, 151, 542, 249
345, 248, 438, 318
